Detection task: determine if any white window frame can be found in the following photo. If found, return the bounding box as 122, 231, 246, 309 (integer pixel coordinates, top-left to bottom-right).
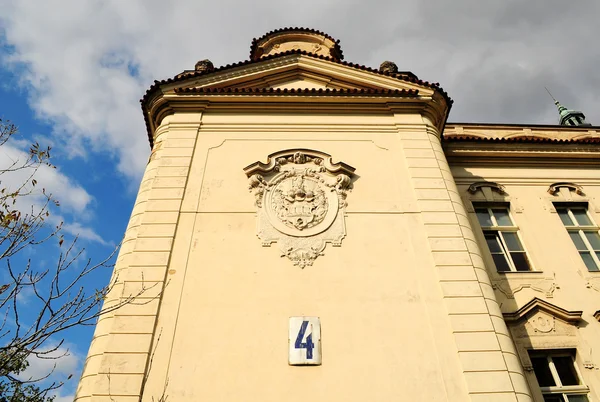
556, 204, 600, 272
530, 351, 589, 401
475, 205, 533, 272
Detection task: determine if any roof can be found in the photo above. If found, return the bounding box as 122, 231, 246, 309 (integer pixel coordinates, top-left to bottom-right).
173, 87, 419, 96
443, 122, 600, 145
443, 135, 600, 144
140, 49, 452, 147
140, 49, 440, 105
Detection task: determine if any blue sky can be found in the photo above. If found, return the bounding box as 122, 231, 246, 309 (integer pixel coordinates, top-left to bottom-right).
1, 1, 599, 400
0, 55, 134, 401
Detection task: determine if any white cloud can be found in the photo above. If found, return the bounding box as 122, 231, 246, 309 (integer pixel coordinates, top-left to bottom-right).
0, 141, 110, 245
20, 345, 80, 382
61, 219, 112, 246
0, 142, 92, 213
17, 345, 81, 402
1, 0, 599, 179
52, 393, 75, 402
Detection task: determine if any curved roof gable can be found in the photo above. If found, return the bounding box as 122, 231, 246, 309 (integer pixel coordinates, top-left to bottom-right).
140, 28, 454, 148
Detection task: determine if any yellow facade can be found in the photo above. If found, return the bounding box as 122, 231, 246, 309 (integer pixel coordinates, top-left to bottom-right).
75, 29, 600, 402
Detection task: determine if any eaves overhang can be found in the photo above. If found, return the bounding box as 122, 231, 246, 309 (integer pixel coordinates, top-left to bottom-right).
444, 135, 600, 144
444, 123, 600, 143
140, 50, 452, 148
145, 89, 444, 149
443, 123, 600, 165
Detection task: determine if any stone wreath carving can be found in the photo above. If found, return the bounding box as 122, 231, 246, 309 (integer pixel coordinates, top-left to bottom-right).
244, 149, 355, 268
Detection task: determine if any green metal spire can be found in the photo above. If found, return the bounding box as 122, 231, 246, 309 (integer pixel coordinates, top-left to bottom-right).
546, 88, 592, 127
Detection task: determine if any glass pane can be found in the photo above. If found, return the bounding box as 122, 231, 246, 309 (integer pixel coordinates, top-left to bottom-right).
567, 395, 589, 402
543, 395, 564, 402
502, 232, 524, 251
572, 209, 593, 226
553, 355, 580, 386
485, 233, 502, 253
492, 208, 512, 226
589, 253, 600, 272
531, 356, 556, 386
475, 209, 492, 226
584, 231, 600, 249
569, 232, 587, 250
511, 252, 531, 271
492, 253, 511, 272
557, 208, 574, 226
580, 252, 598, 271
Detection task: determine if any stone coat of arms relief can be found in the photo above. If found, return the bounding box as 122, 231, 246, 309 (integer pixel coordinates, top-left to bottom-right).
244, 150, 355, 268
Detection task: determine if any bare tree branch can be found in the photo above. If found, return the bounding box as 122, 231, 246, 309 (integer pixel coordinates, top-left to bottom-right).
0, 118, 157, 401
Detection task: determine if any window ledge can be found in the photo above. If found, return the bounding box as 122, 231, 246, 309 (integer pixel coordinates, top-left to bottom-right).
497, 270, 546, 277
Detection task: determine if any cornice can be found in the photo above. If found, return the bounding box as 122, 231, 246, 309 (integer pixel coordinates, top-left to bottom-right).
444, 123, 600, 142
173, 87, 419, 96
141, 50, 451, 148
145, 95, 440, 147
503, 297, 583, 324
444, 138, 600, 167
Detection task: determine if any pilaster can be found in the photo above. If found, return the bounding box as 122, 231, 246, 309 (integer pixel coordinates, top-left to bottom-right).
397, 116, 533, 402
75, 112, 204, 401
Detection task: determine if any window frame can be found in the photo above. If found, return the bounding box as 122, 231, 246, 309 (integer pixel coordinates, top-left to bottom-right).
474, 204, 533, 272
555, 204, 600, 272
529, 351, 590, 401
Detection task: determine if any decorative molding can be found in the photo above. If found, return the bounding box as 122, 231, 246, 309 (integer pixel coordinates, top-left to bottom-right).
493, 278, 557, 299
244, 149, 355, 177
585, 278, 600, 294
504, 298, 594, 371
547, 182, 584, 196
594, 310, 600, 322
503, 298, 582, 324
467, 181, 506, 195
244, 149, 355, 268
528, 313, 555, 333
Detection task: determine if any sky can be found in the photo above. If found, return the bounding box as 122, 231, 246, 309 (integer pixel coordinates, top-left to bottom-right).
0, 0, 599, 400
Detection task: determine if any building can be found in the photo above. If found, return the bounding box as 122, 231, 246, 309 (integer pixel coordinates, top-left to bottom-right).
75, 28, 600, 402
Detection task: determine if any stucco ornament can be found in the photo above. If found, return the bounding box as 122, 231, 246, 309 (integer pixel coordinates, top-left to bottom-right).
244, 150, 355, 268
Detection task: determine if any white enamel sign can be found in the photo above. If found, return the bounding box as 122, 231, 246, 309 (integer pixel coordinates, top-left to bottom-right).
289, 316, 321, 365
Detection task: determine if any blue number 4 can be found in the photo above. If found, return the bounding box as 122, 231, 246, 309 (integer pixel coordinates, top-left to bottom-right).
294, 320, 315, 359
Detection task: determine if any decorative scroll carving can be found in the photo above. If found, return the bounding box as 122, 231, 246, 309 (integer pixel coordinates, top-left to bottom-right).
511, 314, 575, 339
547, 182, 584, 196
244, 149, 355, 268
467, 181, 506, 195
493, 278, 557, 299
529, 313, 555, 333
594, 310, 600, 322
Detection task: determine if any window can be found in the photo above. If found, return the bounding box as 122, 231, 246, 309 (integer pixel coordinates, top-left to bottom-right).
555, 205, 600, 272
529, 351, 589, 401
474, 205, 532, 272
